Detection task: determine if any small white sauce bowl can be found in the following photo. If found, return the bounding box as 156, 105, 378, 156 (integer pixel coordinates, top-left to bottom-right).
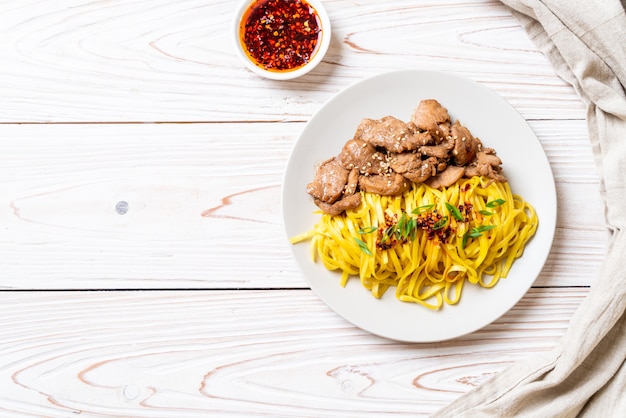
232, 0, 332, 80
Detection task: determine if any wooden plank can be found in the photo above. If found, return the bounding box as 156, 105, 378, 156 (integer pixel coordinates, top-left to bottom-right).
0, 2, 602, 417
0, 287, 586, 417
0, 0, 584, 123
0, 119, 605, 289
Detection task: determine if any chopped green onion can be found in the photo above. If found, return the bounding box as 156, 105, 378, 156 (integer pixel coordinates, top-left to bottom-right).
462, 225, 497, 249
354, 237, 373, 255
486, 199, 506, 208
462, 233, 470, 249
433, 216, 449, 230
395, 212, 416, 241
358, 226, 378, 234
412, 204, 434, 214
407, 217, 417, 241
479, 209, 493, 216
470, 225, 497, 236
445, 202, 464, 221
395, 213, 406, 238
380, 225, 394, 243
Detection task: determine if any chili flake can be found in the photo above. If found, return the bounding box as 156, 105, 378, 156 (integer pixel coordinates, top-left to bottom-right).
240, 0, 322, 72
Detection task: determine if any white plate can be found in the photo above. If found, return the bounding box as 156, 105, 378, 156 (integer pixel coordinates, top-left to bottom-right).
282, 70, 556, 342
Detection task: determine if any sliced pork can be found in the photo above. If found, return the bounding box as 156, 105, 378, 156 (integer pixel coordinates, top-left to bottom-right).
306, 99, 507, 215
338, 138, 383, 175
419, 138, 454, 159
411, 99, 451, 141
464, 149, 506, 183
313, 193, 362, 216
426, 165, 465, 189
345, 168, 360, 195
354, 116, 432, 152
359, 172, 410, 196
450, 120, 481, 166
306, 157, 349, 204
389, 153, 438, 183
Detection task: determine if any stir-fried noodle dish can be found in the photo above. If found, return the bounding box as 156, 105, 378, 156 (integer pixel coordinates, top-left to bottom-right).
291, 100, 538, 310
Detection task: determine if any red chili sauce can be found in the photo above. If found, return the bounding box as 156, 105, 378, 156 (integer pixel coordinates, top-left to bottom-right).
240, 0, 322, 72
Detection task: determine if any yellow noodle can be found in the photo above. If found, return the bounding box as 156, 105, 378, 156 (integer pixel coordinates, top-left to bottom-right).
293, 176, 538, 310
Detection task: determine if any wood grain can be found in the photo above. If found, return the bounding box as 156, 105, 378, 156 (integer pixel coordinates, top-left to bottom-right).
0, 1, 604, 416
0, 288, 585, 417
0, 119, 604, 289
0, 0, 584, 123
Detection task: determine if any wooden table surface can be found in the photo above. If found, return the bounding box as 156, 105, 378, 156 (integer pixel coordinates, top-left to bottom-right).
0, 0, 606, 416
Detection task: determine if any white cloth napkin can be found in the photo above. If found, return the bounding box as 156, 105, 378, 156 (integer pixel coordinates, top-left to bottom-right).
433, 1, 626, 416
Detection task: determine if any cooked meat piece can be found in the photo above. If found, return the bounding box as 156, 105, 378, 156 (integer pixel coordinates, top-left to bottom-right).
314, 193, 362, 216
354, 116, 432, 152
438, 122, 452, 139
338, 138, 384, 175
411, 99, 451, 141
306, 100, 509, 216
306, 157, 350, 204
354, 116, 406, 146
419, 138, 454, 159
388, 152, 418, 174
450, 120, 481, 166
405, 121, 437, 147
359, 172, 410, 196
407, 131, 434, 149
389, 153, 438, 183
345, 168, 360, 195
464, 149, 507, 182
464, 166, 479, 178
476, 148, 502, 166
426, 165, 465, 189
411, 99, 450, 127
